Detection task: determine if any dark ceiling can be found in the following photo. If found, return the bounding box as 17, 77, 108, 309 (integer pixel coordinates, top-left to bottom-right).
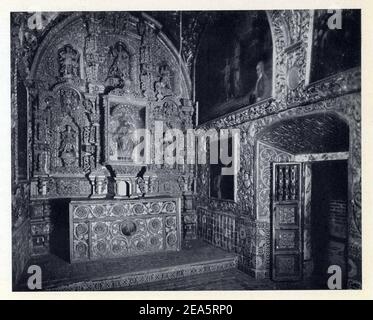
259, 113, 349, 154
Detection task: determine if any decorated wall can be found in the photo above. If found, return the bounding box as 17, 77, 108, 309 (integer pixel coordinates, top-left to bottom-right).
11, 10, 361, 289
11, 24, 32, 284
195, 9, 361, 287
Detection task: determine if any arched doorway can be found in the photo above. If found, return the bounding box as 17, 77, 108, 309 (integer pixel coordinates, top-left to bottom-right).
256, 112, 350, 288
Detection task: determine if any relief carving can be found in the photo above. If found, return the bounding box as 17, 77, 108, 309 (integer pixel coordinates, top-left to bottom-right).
154, 64, 173, 101
60, 88, 80, 115
106, 41, 131, 89
12, 183, 30, 228
59, 125, 78, 167
138, 20, 156, 99
58, 44, 80, 79
70, 198, 180, 262
21, 12, 191, 203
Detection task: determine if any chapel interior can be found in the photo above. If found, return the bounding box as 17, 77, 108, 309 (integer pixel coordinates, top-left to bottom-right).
11, 10, 361, 290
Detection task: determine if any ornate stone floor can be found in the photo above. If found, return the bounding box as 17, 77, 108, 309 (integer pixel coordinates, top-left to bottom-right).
16, 240, 323, 291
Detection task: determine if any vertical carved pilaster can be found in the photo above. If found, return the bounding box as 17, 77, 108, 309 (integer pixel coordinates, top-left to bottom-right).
30, 200, 52, 256
83, 12, 105, 94
138, 19, 156, 99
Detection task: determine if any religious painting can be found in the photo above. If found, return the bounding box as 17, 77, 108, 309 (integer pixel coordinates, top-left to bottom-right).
310, 9, 361, 83
105, 97, 146, 165
209, 137, 236, 201
196, 11, 273, 124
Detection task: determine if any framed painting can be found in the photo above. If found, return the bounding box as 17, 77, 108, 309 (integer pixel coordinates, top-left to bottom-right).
104, 95, 147, 166
196, 11, 273, 124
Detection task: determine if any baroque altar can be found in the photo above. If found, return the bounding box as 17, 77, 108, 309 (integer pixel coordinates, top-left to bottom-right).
25, 12, 196, 257
70, 197, 181, 262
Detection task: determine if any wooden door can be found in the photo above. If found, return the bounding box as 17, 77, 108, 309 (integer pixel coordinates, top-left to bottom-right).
272, 162, 302, 281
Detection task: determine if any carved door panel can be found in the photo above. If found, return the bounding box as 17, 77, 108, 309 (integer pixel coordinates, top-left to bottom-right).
272, 162, 302, 281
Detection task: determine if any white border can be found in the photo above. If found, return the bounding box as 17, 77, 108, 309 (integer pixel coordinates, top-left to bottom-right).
1, 0, 372, 300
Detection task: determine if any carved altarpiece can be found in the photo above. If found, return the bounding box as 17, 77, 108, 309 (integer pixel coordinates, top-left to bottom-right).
25, 12, 195, 256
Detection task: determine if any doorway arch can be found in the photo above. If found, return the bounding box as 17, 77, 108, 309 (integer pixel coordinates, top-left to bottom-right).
255, 111, 351, 287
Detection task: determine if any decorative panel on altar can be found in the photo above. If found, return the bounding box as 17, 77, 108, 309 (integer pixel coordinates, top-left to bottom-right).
69, 197, 181, 262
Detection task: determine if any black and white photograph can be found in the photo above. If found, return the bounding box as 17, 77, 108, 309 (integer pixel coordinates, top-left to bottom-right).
7, 2, 368, 299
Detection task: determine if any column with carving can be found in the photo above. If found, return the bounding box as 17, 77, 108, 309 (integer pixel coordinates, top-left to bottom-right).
30, 200, 52, 256
181, 98, 197, 241
138, 19, 156, 100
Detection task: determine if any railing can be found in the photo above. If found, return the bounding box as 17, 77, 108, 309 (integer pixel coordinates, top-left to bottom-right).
197, 207, 237, 252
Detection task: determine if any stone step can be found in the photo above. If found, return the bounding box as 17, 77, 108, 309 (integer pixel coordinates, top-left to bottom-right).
47, 255, 238, 291
15, 240, 239, 291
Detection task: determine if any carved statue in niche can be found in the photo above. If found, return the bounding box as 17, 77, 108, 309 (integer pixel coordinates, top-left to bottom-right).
59, 125, 78, 167
106, 42, 131, 89
60, 88, 80, 114
109, 110, 136, 161
58, 44, 80, 79
115, 121, 134, 160
106, 101, 145, 165
154, 64, 173, 101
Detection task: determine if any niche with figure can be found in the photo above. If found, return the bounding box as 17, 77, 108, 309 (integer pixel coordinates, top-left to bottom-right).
104, 96, 147, 165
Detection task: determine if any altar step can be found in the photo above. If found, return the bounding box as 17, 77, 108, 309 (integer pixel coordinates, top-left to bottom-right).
50, 255, 238, 291
16, 240, 238, 291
